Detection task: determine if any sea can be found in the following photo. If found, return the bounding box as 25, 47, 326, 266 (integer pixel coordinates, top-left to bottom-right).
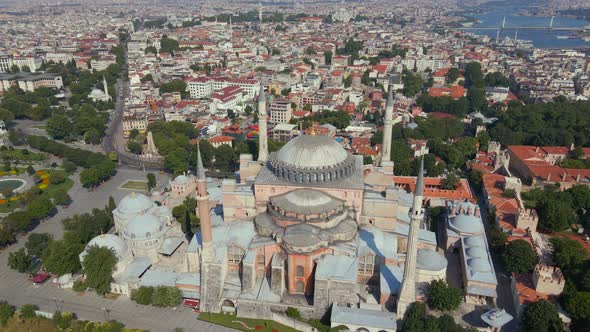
463, 2, 589, 49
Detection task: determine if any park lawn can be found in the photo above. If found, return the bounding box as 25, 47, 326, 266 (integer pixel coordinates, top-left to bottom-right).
120, 180, 148, 191
198, 312, 300, 332
2, 316, 59, 332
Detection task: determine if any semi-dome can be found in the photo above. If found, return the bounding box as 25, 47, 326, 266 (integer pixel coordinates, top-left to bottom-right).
276, 135, 348, 169
466, 246, 486, 258
171, 174, 189, 184
416, 248, 447, 271
464, 236, 485, 247
84, 234, 129, 260
117, 192, 154, 215
468, 258, 491, 272
285, 189, 334, 207
124, 213, 164, 240
450, 214, 483, 234
269, 135, 357, 184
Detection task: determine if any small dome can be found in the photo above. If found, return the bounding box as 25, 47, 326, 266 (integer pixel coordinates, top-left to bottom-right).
468, 258, 491, 272
466, 246, 486, 258
85, 234, 129, 260
284, 189, 333, 207
464, 236, 485, 247
276, 135, 349, 169
172, 174, 189, 184
125, 213, 164, 240
416, 249, 447, 271
117, 192, 154, 215
450, 214, 483, 234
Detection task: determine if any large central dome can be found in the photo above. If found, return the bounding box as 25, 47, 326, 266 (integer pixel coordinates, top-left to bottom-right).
276, 135, 348, 168
269, 135, 356, 184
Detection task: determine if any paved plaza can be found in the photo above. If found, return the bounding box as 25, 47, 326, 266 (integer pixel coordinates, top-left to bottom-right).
0, 167, 233, 331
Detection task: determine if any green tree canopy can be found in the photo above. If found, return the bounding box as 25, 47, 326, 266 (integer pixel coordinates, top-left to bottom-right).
503, 239, 537, 273
427, 279, 463, 311
522, 299, 564, 332
82, 245, 117, 295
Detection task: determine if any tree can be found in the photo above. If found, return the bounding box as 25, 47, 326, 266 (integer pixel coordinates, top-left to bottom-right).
43, 234, 84, 275
324, 50, 333, 65
183, 208, 193, 239
26, 165, 35, 175
81, 245, 117, 295
550, 237, 587, 270
522, 299, 564, 332
441, 172, 460, 190
129, 128, 140, 139
127, 140, 143, 155
47, 115, 74, 140
151, 286, 182, 307
446, 68, 460, 83
25, 233, 52, 257
107, 196, 116, 213
564, 291, 590, 319
53, 188, 71, 206
27, 196, 55, 219
7, 248, 33, 273
503, 239, 537, 273
131, 286, 154, 305
50, 172, 66, 185
0, 302, 15, 326
62, 160, 77, 173
160, 36, 180, 55
19, 304, 38, 319
427, 279, 463, 311
146, 173, 156, 192
464, 62, 484, 88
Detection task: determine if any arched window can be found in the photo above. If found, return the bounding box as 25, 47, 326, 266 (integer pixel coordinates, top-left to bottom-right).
296, 265, 304, 277
296, 280, 304, 293
358, 254, 375, 275
228, 246, 245, 264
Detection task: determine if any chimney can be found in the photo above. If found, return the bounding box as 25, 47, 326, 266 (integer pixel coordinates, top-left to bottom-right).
475, 207, 481, 217
547, 173, 551, 182
576, 173, 580, 183
562, 171, 567, 181
466, 206, 472, 215
535, 146, 540, 152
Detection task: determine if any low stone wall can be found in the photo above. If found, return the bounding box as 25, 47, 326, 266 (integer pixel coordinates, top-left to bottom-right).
270, 312, 317, 332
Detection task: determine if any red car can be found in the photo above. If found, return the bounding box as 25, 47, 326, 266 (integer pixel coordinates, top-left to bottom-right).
30, 273, 50, 285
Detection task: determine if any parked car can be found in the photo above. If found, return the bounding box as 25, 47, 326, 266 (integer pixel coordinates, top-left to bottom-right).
30, 273, 50, 285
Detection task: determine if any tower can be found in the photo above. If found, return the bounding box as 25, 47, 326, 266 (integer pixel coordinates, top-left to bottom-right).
196, 143, 214, 262
257, 82, 269, 163
550, 16, 554, 29
258, 2, 263, 22
397, 158, 425, 318
381, 77, 394, 165
103, 75, 110, 100
501, 16, 506, 29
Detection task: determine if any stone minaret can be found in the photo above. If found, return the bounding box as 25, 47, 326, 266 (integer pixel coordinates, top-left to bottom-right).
103, 75, 110, 100
397, 157, 425, 318
257, 82, 268, 163
196, 143, 214, 261
258, 2, 263, 21
381, 77, 394, 165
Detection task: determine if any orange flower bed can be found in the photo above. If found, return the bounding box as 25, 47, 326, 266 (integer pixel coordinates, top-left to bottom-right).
0, 199, 7, 204
36, 170, 46, 175
42, 178, 50, 184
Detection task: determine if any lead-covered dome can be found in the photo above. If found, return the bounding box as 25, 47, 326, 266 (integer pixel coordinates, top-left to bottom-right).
117, 192, 154, 215
269, 135, 356, 184
277, 135, 348, 168
82, 234, 130, 260
124, 213, 164, 240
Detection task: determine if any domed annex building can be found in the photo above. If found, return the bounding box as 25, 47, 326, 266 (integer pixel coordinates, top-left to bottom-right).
187, 84, 484, 331
82, 192, 190, 296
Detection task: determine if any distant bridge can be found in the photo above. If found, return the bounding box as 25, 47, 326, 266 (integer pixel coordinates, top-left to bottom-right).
451, 15, 584, 32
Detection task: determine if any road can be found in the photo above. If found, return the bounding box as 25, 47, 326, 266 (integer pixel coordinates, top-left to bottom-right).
0, 168, 231, 331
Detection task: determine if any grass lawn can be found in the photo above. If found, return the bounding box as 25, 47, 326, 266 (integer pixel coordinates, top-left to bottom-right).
198, 312, 300, 332
120, 180, 148, 191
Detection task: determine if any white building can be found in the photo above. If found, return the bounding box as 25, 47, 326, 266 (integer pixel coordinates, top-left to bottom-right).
188, 77, 259, 100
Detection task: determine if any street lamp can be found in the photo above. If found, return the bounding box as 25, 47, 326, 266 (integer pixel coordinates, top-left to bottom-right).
101, 307, 110, 321
52, 297, 59, 312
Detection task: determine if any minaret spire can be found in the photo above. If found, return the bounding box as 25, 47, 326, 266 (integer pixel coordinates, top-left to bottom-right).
103, 75, 110, 100
397, 157, 424, 318
381, 77, 394, 165
257, 82, 268, 163
196, 142, 213, 261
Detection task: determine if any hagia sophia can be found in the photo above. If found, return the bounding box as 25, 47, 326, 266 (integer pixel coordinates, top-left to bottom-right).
82, 82, 497, 331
